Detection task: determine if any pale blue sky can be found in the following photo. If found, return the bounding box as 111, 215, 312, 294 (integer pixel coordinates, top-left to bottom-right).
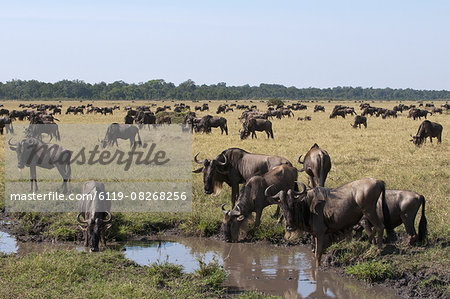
1, 0, 449, 89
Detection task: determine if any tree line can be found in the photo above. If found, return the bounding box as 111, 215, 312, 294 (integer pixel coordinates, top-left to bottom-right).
1, 79, 449, 101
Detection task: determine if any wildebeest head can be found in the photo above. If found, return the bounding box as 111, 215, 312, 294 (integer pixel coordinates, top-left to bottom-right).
77, 211, 112, 252
9, 137, 41, 169
410, 135, 424, 146
266, 183, 306, 232
239, 128, 250, 140
221, 203, 247, 243
192, 152, 228, 195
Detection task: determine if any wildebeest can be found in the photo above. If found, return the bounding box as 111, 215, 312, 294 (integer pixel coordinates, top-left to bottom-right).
314, 105, 325, 112
221, 164, 298, 242
77, 181, 112, 252
356, 190, 427, 245
432, 107, 443, 114
0, 116, 14, 134
240, 118, 274, 139
408, 108, 431, 120
136, 111, 156, 128
297, 144, 331, 188
351, 115, 367, 128
157, 115, 171, 125
267, 178, 386, 266
410, 120, 443, 146
193, 148, 292, 207
124, 113, 134, 124
25, 123, 61, 142
8, 137, 71, 193
329, 109, 346, 119
101, 123, 142, 148
196, 115, 228, 135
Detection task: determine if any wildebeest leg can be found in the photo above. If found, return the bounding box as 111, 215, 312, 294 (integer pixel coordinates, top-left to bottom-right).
30, 165, 38, 192
400, 212, 417, 245
254, 209, 263, 228
364, 212, 384, 251
231, 184, 239, 208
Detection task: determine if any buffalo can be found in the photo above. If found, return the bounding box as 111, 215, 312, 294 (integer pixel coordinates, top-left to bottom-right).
297, 144, 331, 188
77, 181, 112, 252
193, 148, 292, 207
8, 137, 71, 193
221, 164, 298, 242
267, 178, 386, 266
410, 120, 443, 146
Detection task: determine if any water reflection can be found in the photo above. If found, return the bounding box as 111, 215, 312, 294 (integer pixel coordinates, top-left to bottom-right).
0, 232, 398, 298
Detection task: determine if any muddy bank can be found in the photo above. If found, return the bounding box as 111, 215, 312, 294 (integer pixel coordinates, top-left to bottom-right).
1, 213, 447, 298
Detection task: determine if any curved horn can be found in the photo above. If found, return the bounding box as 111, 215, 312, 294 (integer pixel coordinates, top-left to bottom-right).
264, 184, 283, 201
194, 152, 206, 164
230, 205, 241, 216
77, 213, 88, 224
217, 154, 227, 166
297, 155, 304, 164
8, 138, 18, 146
291, 182, 307, 198
221, 203, 229, 214
103, 211, 112, 224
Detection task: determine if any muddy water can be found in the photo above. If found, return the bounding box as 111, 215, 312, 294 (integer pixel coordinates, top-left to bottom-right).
123, 237, 398, 298
0, 232, 398, 298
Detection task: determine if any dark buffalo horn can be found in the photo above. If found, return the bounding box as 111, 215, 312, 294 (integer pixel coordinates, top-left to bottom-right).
103, 211, 112, 224
194, 152, 205, 164
217, 154, 227, 166
77, 213, 88, 224
298, 155, 303, 164
7, 138, 18, 147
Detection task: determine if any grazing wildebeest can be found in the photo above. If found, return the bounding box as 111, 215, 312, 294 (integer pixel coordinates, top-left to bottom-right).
221, 164, 298, 242
314, 105, 325, 112
8, 137, 71, 193
0, 116, 14, 134
410, 120, 443, 146
362, 106, 377, 116
432, 107, 443, 114
136, 112, 156, 129
240, 118, 274, 139
157, 115, 171, 125
408, 108, 431, 120
193, 148, 292, 208
382, 110, 397, 119
356, 190, 427, 245
101, 123, 142, 148
102, 107, 113, 115
329, 109, 346, 119
267, 178, 386, 266
351, 115, 367, 128
124, 113, 134, 124
196, 115, 228, 135
297, 144, 331, 188
77, 181, 112, 252
25, 123, 61, 141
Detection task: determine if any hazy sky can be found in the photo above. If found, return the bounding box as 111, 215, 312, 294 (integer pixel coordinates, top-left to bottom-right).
1, 0, 449, 90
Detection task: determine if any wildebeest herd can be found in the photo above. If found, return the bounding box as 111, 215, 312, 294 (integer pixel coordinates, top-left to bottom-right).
2, 100, 447, 259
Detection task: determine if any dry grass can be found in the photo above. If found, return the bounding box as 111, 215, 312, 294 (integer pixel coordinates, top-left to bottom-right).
0, 99, 448, 241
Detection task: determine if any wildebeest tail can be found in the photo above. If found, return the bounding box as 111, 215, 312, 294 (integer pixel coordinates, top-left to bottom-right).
380, 181, 392, 232
418, 195, 427, 242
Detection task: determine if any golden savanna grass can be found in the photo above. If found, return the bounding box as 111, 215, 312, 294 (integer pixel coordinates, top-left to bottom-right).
0, 99, 448, 241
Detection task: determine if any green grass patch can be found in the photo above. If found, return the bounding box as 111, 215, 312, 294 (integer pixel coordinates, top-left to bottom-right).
345, 260, 395, 282
0, 250, 227, 298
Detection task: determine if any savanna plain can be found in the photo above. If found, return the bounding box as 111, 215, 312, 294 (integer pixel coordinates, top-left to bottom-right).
0, 99, 449, 298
